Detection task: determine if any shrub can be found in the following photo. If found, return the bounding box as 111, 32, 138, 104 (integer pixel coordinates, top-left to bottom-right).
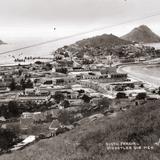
58, 110, 75, 125
82, 94, 91, 103
136, 92, 147, 100
53, 91, 65, 103
116, 92, 127, 99
0, 128, 18, 151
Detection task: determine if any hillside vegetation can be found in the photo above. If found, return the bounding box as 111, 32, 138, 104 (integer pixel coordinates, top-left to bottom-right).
1, 100, 160, 160
76, 34, 131, 48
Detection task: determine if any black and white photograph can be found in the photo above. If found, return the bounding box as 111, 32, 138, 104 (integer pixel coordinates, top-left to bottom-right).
0, 0, 160, 159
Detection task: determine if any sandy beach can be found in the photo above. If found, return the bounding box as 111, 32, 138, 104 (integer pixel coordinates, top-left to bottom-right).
118, 64, 160, 88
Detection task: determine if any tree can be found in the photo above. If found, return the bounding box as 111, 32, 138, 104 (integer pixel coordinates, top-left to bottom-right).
136, 92, 147, 100
35, 61, 43, 65
157, 87, 160, 95
77, 89, 85, 98
20, 78, 33, 90
8, 101, 20, 118
18, 69, 23, 76
54, 91, 65, 103
58, 110, 74, 125
9, 78, 16, 91
56, 68, 68, 74
116, 92, 127, 99
78, 89, 85, 94
140, 84, 144, 88
0, 128, 17, 151
43, 63, 52, 71
115, 86, 124, 91
0, 104, 7, 118
61, 100, 70, 108
25, 79, 33, 88
130, 83, 135, 89
98, 98, 110, 110
82, 59, 94, 65
20, 78, 26, 90
82, 94, 91, 103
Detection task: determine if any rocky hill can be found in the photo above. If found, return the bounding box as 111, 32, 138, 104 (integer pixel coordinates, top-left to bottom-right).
121, 25, 160, 43
0, 40, 5, 45
77, 33, 131, 48
55, 34, 132, 58
55, 32, 157, 59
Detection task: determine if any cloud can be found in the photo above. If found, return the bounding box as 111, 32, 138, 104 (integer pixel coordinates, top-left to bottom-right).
0, 0, 160, 38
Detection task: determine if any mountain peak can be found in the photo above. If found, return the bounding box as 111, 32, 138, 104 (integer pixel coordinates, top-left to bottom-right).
138, 25, 150, 29
134, 25, 152, 33
121, 25, 160, 43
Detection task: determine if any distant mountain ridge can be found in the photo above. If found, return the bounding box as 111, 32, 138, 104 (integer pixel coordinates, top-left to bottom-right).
0, 39, 5, 45
121, 25, 160, 43
76, 34, 131, 48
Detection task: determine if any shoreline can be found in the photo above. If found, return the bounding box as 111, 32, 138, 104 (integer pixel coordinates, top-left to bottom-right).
0, 58, 53, 67
117, 63, 159, 88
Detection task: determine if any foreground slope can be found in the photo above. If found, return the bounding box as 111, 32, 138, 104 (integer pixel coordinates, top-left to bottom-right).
1, 100, 160, 160
121, 25, 160, 43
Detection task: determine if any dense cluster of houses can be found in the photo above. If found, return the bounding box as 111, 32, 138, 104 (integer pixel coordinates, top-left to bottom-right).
0, 54, 149, 105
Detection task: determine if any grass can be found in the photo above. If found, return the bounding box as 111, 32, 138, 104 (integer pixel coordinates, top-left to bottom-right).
1, 100, 160, 160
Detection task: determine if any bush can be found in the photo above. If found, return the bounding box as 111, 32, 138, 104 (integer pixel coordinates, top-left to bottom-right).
136, 92, 147, 100
0, 101, 21, 118
58, 110, 75, 125
53, 91, 65, 103
35, 61, 43, 65
0, 128, 18, 151
56, 68, 68, 74
61, 100, 70, 108
43, 63, 52, 71
9, 78, 16, 91
82, 94, 91, 103
116, 92, 127, 99
97, 98, 110, 110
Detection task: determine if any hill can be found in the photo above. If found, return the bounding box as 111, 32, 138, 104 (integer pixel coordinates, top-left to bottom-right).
55, 34, 132, 58
121, 25, 160, 43
0, 40, 6, 45
55, 32, 157, 59
77, 33, 131, 48
1, 100, 160, 160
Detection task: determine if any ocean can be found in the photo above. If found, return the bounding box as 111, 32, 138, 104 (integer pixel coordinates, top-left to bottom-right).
117, 43, 160, 87
144, 43, 160, 49
1, 36, 160, 69
0, 34, 89, 65
119, 41, 160, 87
119, 64, 160, 87
0, 27, 107, 66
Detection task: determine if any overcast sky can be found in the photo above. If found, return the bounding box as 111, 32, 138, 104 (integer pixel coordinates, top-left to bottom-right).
0, 0, 160, 41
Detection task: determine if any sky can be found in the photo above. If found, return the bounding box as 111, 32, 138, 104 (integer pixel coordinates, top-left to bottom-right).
0, 0, 160, 42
